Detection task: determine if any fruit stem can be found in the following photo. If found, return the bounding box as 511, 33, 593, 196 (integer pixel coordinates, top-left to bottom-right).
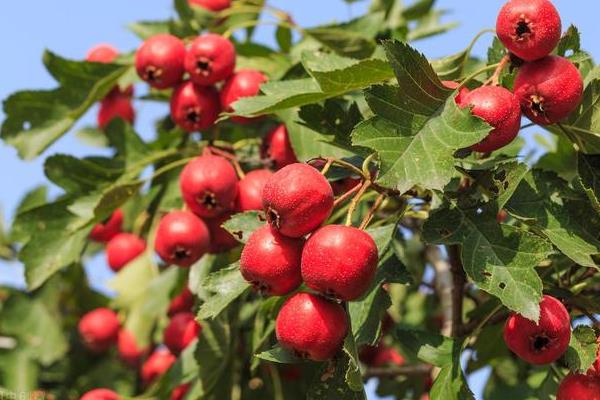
363, 364, 431, 379
361, 153, 376, 178
457, 63, 500, 90
320, 158, 334, 176
345, 180, 372, 226
208, 146, 246, 179
485, 54, 510, 86
358, 193, 386, 230
333, 183, 363, 208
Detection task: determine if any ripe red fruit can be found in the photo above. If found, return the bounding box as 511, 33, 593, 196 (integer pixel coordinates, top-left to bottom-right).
503, 295, 571, 365
163, 312, 201, 355
237, 169, 273, 211
185, 34, 236, 86
80, 389, 120, 400
220, 69, 267, 123
106, 233, 146, 272
78, 308, 120, 352
141, 348, 176, 385
301, 225, 378, 301
442, 80, 470, 104
86, 44, 119, 63
496, 0, 561, 62
331, 177, 361, 196
180, 155, 239, 218
360, 343, 405, 367
557, 373, 600, 400
261, 125, 298, 169
135, 34, 186, 89
170, 81, 221, 132
171, 384, 191, 400
205, 213, 239, 253
457, 86, 522, 153
262, 163, 334, 238
155, 211, 210, 267
188, 0, 231, 11
168, 286, 195, 316
514, 56, 583, 125
275, 292, 348, 361
90, 209, 123, 242
98, 95, 135, 129
118, 329, 147, 366
240, 224, 304, 296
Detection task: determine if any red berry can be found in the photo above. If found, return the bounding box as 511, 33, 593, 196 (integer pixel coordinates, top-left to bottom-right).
163, 312, 201, 355
86, 44, 119, 63
106, 233, 146, 272
503, 295, 571, 365
220, 69, 267, 123
90, 209, 123, 243
170, 81, 221, 132
135, 34, 186, 89
188, 0, 231, 11
262, 163, 334, 238
155, 211, 210, 267
514, 56, 583, 125
496, 0, 561, 62
141, 348, 176, 385
275, 292, 348, 361
78, 308, 120, 352
238, 169, 273, 211
497, 209, 508, 223
185, 34, 236, 86
557, 373, 600, 400
118, 329, 147, 366
80, 389, 120, 400
442, 80, 470, 104
457, 86, 521, 153
98, 94, 135, 129
301, 225, 378, 301
180, 155, 239, 218
168, 286, 195, 316
204, 212, 239, 253
261, 124, 298, 169
171, 384, 191, 400
331, 177, 361, 196
360, 343, 404, 367
240, 224, 304, 296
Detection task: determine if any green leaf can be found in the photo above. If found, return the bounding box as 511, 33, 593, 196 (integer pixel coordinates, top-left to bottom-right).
276, 26, 293, 52
565, 325, 599, 373
557, 25, 581, 56
15, 186, 48, 215
307, 354, 367, 400
352, 41, 491, 193
305, 28, 375, 59
577, 153, 600, 212
44, 154, 122, 193
222, 211, 265, 244
196, 262, 251, 320
342, 328, 363, 392
256, 345, 303, 364
128, 20, 171, 40
0, 350, 38, 392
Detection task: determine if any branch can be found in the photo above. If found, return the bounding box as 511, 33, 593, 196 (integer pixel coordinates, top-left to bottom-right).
448, 245, 466, 337
426, 246, 453, 337
363, 364, 431, 379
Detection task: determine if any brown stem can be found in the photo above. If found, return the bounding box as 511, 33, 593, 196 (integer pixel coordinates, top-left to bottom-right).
345, 180, 372, 226
208, 146, 245, 178
486, 54, 510, 86
448, 245, 466, 337
333, 183, 363, 208
363, 364, 431, 379
359, 193, 386, 230
426, 246, 453, 337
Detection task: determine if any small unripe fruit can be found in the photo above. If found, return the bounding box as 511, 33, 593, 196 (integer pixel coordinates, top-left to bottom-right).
496, 0, 561, 62
141, 348, 176, 385
240, 224, 304, 296
185, 34, 236, 86
503, 295, 571, 365
205, 213, 239, 253
79, 308, 120, 352
180, 155, 239, 218
237, 169, 273, 211
106, 233, 146, 272
90, 209, 123, 243
155, 211, 210, 267
98, 95, 135, 129
118, 329, 147, 366
514, 56, 583, 125
301, 225, 378, 301
261, 125, 298, 169
220, 69, 267, 123
163, 312, 201, 355
80, 389, 120, 400
168, 286, 195, 316
457, 85, 522, 153
188, 0, 231, 11
275, 292, 348, 361
135, 34, 186, 89
170, 81, 221, 132
262, 163, 334, 238
171, 384, 191, 400
557, 373, 600, 400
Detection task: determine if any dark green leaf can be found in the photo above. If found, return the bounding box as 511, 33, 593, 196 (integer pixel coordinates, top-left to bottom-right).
577, 153, 600, 212
222, 211, 265, 244
565, 325, 598, 373
256, 345, 303, 364
196, 263, 251, 319
306, 354, 367, 400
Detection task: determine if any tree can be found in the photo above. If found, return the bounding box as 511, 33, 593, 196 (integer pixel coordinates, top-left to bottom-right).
0, 0, 599, 399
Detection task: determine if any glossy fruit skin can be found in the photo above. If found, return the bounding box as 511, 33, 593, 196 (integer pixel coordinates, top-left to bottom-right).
237, 169, 273, 211
80, 388, 120, 400
170, 81, 221, 132
261, 125, 298, 169
301, 225, 378, 301
86, 44, 119, 63
496, 0, 561, 62
185, 34, 236, 86
106, 233, 146, 272
90, 209, 124, 242
514, 56, 583, 125
503, 295, 571, 365
78, 308, 120, 352
220, 69, 267, 123
141, 349, 176, 385
557, 373, 600, 400
171, 384, 191, 400
118, 329, 147, 366
188, 0, 231, 11
240, 224, 304, 296
205, 212, 239, 253
168, 286, 195, 316
163, 312, 201, 355
262, 163, 334, 238
135, 34, 186, 89
98, 95, 135, 129
155, 211, 210, 267
275, 292, 348, 361
180, 155, 239, 218
457, 85, 522, 153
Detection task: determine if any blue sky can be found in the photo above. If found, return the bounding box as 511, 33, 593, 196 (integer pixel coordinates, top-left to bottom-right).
0, 1, 598, 398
